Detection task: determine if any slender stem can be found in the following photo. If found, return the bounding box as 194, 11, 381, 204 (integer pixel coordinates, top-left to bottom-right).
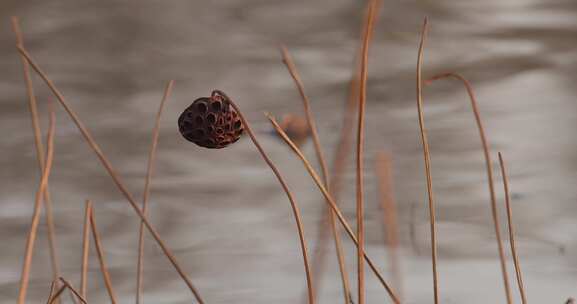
80, 200, 92, 299
225, 96, 314, 304
136, 80, 174, 304
266, 114, 401, 304
17, 45, 205, 304
17, 104, 56, 304
280, 45, 350, 304
307, 43, 358, 304
47, 286, 67, 304
425, 72, 513, 304
58, 278, 88, 304
355, 1, 378, 303
279, 48, 329, 184
46, 281, 77, 304
415, 17, 439, 304
91, 209, 119, 304
11, 16, 62, 301
305, 3, 383, 300
45, 280, 57, 304
498, 152, 528, 304
375, 152, 403, 299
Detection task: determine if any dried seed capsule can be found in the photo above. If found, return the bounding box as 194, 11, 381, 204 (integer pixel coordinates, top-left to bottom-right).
178, 90, 244, 148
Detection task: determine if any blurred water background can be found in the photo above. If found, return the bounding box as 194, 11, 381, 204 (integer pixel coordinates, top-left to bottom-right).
1, 0, 576, 303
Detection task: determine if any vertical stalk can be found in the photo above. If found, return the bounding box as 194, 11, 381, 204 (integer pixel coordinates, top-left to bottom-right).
415, 18, 439, 304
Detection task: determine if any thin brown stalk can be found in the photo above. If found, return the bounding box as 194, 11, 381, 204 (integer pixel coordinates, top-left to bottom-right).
308, 27, 357, 304
280, 46, 351, 304
306, 90, 354, 303
223, 93, 314, 304
355, 1, 378, 302
375, 152, 403, 298
80, 200, 92, 299
425, 72, 513, 304
415, 17, 439, 304
498, 152, 527, 304
91, 209, 119, 304
279, 48, 329, 183
306, 1, 382, 300
17, 103, 56, 304
17, 45, 205, 304
266, 114, 400, 304
47, 286, 67, 304
45, 280, 57, 304
136, 80, 174, 304
46, 282, 77, 304
11, 16, 62, 299
58, 278, 88, 304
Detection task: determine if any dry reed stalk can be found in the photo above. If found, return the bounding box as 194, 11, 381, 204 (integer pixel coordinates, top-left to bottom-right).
90, 209, 119, 304
424, 72, 513, 304
56, 278, 88, 304
307, 35, 357, 304
224, 94, 314, 304
80, 200, 92, 299
45, 280, 57, 304
136, 80, 174, 304
266, 114, 400, 304
280, 46, 351, 304
47, 281, 77, 304
45, 279, 78, 304
375, 152, 403, 298
45, 279, 77, 304
355, 1, 379, 302
16, 46, 205, 304
498, 152, 527, 304
47, 286, 67, 304
11, 16, 62, 299
17, 103, 56, 304
307, 2, 382, 301
415, 17, 439, 304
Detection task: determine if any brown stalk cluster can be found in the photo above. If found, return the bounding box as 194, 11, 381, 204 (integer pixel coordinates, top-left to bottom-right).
10, 1, 551, 303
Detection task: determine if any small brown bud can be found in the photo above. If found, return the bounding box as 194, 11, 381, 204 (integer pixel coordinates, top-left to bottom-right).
276, 113, 311, 147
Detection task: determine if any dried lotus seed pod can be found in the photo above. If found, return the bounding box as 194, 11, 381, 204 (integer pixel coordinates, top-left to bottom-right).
178, 90, 244, 148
